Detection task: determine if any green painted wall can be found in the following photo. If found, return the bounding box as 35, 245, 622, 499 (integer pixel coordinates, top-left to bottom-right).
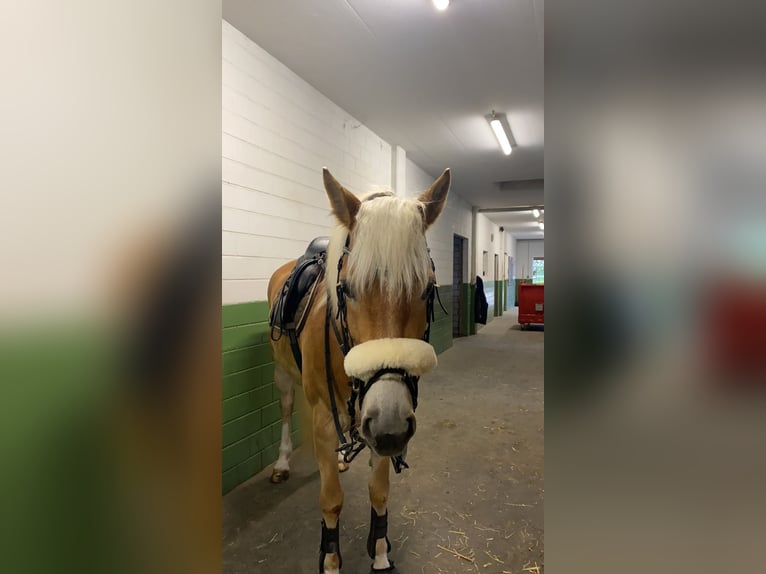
456, 282, 473, 337
473, 280, 507, 324
222, 302, 304, 494
429, 285, 453, 354
487, 280, 506, 317
466, 283, 476, 335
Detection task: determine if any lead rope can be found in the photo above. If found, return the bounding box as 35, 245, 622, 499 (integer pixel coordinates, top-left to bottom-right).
324, 305, 356, 455
325, 237, 366, 464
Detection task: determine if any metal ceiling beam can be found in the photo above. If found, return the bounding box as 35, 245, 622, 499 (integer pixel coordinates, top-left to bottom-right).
478, 205, 544, 213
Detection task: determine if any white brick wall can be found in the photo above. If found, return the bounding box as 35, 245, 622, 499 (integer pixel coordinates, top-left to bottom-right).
404, 159, 473, 286
505, 232, 515, 280
222, 20, 392, 304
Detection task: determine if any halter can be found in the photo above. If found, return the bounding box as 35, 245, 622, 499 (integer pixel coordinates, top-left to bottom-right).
324, 234, 446, 473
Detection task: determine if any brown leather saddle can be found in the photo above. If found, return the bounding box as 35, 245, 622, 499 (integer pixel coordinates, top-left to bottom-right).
269, 237, 329, 371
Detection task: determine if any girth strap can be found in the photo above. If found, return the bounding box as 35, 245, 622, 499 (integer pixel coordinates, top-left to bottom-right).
287, 324, 302, 372
319, 519, 342, 573
366, 508, 392, 560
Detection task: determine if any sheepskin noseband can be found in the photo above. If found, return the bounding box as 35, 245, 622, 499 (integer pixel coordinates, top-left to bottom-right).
344, 338, 437, 381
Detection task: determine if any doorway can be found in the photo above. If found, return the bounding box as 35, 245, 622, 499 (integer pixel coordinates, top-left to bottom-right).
508, 255, 514, 307
494, 253, 500, 317
452, 234, 467, 336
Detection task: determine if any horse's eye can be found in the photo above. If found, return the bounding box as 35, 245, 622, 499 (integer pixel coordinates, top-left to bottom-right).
341, 281, 354, 300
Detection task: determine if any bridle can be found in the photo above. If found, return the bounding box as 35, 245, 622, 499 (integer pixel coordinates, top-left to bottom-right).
324, 234, 445, 473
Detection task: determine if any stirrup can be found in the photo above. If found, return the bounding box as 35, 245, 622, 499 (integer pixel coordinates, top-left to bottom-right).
366, 508, 392, 560
319, 519, 342, 573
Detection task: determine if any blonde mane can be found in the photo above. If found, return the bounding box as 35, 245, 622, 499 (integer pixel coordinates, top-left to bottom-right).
326, 191, 431, 311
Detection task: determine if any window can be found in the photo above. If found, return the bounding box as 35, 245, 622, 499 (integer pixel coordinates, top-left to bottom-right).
482, 251, 488, 276
532, 257, 544, 284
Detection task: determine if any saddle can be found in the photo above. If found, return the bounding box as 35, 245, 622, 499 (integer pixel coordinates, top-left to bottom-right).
269, 237, 329, 372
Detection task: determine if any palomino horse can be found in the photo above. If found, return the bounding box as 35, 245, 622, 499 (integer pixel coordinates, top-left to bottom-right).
267, 167, 451, 573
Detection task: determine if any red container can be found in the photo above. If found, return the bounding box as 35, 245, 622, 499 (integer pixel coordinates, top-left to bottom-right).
518, 283, 544, 327
704, 279, 766, 387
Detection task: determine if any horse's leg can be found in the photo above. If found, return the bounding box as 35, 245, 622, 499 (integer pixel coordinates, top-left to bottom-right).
314, 407, 344, 573
270, 363, 294, 483
367, 453, 396, 572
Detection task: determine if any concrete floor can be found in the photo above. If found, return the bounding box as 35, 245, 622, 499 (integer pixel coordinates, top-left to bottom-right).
223, 309, 544, 574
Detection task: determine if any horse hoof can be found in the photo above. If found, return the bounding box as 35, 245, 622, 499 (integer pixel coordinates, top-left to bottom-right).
270, 469, 290, 483
338, 461, 350, 473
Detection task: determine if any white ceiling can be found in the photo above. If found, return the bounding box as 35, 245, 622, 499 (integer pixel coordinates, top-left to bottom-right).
223, 0, 544, 236
482, 209, 544, 240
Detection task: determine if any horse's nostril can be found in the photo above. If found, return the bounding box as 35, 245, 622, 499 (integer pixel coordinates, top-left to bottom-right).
362, 416, 372, 438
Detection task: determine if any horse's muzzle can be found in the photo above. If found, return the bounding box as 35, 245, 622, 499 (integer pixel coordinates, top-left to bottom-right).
367, 415, 415, 456
373, 432, 409, 456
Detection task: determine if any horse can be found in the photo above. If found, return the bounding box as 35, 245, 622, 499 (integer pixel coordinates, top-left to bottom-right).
267, 167, 451, 573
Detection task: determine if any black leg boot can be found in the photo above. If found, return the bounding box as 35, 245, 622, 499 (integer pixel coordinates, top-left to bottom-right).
318, 518, 342, 573
367, 508, 398, 573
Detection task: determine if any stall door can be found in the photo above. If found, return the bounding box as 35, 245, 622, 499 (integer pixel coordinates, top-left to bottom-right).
452, 235, 466, 336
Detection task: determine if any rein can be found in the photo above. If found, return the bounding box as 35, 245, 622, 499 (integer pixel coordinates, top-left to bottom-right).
323, 235, 445, 474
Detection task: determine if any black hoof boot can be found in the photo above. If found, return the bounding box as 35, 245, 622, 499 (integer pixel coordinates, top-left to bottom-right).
369, 563, 399, 574
367, 507, 395, 572
319, 519, 342, 573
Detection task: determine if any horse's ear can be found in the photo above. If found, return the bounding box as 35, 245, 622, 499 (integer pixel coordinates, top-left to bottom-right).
418, 168, 451, 228
323, 168, 361, 228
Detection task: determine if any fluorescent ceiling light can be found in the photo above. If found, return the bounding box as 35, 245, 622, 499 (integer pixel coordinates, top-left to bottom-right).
538, 221, 545, 230
487, 111, 514, 156
433, 0, 449, 10
490, 119, 512, 155
532, 208, 540, 218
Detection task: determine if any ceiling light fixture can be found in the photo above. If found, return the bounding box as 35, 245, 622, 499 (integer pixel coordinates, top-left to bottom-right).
532, 208, 540, 218
433, 0, 450, 10
539, 221, 545, 230
487, 111, 514, 156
